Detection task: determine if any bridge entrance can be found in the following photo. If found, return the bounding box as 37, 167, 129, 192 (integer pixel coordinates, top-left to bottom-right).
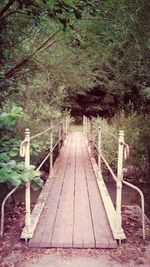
29, 132, 117, 248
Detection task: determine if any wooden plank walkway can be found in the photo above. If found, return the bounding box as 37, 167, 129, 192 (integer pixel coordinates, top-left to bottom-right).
29, 132, 117, 248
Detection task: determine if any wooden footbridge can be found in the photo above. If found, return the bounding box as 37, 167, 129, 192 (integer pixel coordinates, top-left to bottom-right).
29, 131, 117, 248
2, 116, 145, 247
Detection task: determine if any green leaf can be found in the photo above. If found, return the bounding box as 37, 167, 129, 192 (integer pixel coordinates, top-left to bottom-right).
32, 170, 41, 177
0, 152, 10, 162
9, 150, 18, 157
31, 143, 40, 149
16, 162, 25, 171
11, 106, 23, 116
10, 174, 22, 186
21, 171, 31, 183
0, 174, 8, 183
31, 177, 43, 190
7, 160, 16, 167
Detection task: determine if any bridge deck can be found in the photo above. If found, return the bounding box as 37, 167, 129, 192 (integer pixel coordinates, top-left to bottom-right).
29, 132, 117, 248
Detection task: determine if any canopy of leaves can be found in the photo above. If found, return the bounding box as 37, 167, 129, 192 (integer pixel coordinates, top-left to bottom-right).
0, 0, 150, 116
0, 0, 150, 187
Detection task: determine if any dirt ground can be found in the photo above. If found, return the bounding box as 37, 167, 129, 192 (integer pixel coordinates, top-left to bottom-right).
0, 203, 150, 267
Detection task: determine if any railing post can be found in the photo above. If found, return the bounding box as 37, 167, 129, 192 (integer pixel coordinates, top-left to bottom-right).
116, 130, 124, 241
24, 128, 31, 234
50, 122, 53, 177
90, 119, 93, 156
98, 126, 101, 179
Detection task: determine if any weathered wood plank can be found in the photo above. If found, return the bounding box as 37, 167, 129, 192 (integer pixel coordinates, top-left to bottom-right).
73, 133, 95, 248
51, 133, 76, 247
81, 134, 117, 248
22, 141, 66, 240
29, 134, 72, 247
29, 132, 117, 248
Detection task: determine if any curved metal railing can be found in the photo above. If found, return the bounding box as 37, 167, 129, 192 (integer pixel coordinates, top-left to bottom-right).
1, 116, 70, 238
83, 115, 145, 241
19, 117, 70, 235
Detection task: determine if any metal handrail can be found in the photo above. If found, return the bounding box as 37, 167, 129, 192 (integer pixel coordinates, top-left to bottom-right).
1, 117, 70, 239
95, 143, 145, 240
30, 126, 52, 140
1, 186, 18, 237
123, 180, 145, 240
18, 116, 70, 239
91, 120, 118, 141
83, 115, 145, 240
20, 126, 53, 157
94, 144, 117, 183
29, 119, 66, 141
37, 131, 66, 171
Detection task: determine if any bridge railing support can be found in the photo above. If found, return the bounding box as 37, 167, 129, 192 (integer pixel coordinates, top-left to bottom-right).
83, 116, 88, 145
24, 128, 31, 237
115, 130, 124, 241
19, 117, 70, 240
83, 115, 146, 241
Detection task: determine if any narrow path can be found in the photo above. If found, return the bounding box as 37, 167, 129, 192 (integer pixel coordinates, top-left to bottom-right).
29, 132, 117, 248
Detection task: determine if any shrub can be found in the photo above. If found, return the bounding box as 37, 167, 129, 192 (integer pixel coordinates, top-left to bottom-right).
93, 111, 150, 183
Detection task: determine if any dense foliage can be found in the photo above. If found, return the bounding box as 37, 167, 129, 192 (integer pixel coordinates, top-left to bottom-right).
0, 1, 149, 189
93, 112, 150, 215
0, 106, 43, 188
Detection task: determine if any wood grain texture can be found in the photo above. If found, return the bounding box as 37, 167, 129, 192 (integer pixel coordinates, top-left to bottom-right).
29, 132, 117, 248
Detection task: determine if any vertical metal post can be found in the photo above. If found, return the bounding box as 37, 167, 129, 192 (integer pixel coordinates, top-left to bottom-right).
98, 126, 101, 179
116, 130, 124, 240
25, 128, 31, 233
90, 119, 93, 156
50, 122, 53, 177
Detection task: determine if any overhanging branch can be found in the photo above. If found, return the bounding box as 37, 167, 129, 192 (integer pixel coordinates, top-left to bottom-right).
0, 0, 16, 18
5, 29, 60, 78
